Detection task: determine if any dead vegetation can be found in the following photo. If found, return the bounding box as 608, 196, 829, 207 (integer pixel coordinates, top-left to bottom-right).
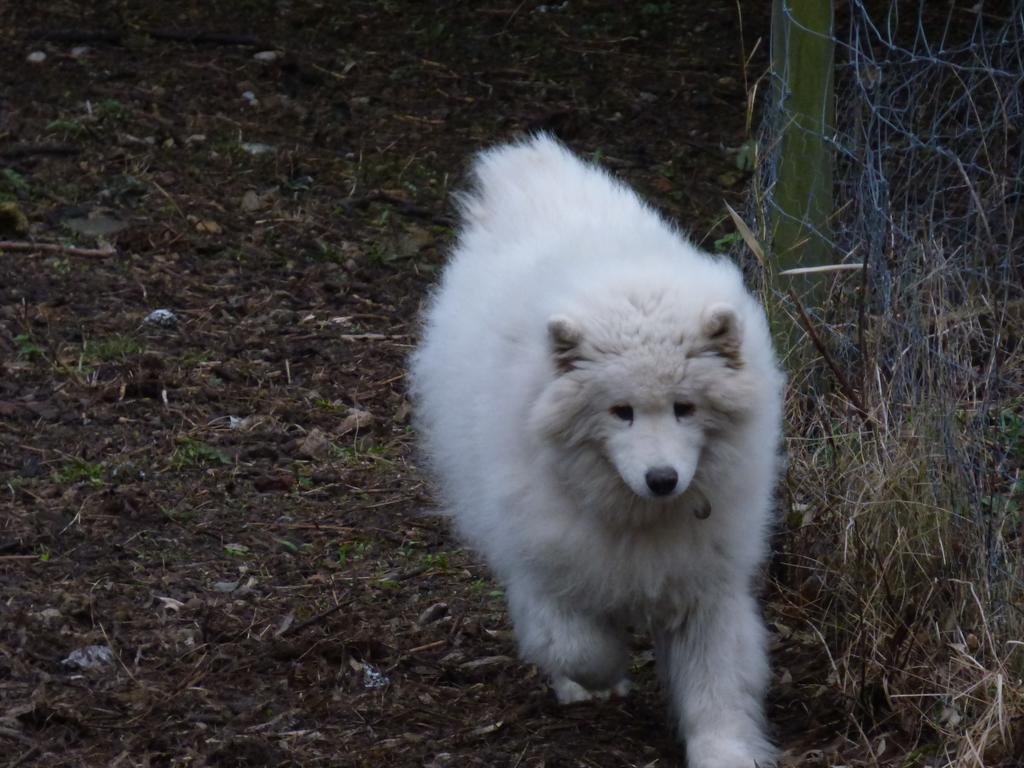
757, 3, 1024, 766
1, 1, 1021, 767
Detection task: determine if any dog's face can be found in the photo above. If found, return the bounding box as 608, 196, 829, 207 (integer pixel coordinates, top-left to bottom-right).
530, 300, 754, 502
600, 397, 704, 500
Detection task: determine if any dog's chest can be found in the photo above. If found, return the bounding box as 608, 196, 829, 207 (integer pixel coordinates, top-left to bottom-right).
557, 521, 722, 616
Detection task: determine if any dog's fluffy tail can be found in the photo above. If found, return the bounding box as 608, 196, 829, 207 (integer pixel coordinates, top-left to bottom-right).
458, 133, 643, 241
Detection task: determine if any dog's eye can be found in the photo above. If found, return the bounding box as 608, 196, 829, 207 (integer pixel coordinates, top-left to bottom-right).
674, 402, 695, 418
611, 405, 634, 422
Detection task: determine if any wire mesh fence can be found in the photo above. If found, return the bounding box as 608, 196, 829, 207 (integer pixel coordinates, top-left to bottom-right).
754, 1, 1023, 762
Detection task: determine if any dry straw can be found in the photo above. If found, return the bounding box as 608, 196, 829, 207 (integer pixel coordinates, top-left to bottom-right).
744, 2, 1024, 765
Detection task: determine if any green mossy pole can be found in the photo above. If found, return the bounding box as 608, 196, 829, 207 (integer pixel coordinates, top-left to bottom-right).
770, 0, 835, 306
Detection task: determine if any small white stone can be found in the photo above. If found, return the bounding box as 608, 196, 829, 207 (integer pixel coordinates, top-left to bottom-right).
241, 90, 257, 103
27, 51, 47, 64
62, 645, 115, 670
70, 46, 90, 58
361, 663, 390, 689
253, 50, 280, 63
240, 142, 275, 155
144, 308, 178, 328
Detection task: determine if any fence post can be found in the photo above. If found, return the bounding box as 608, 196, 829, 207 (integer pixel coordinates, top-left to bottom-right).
770, 0, 835, 301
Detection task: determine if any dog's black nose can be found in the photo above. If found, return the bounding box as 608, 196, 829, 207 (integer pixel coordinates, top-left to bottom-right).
645, 466, 678, 496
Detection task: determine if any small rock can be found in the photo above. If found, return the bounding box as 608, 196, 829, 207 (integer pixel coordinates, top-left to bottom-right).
240, 188, 277, 212
338, 408, 375, 436
241, 90, 258, 104
27, 51, 47, 64
240, 190, 262, 212
297, 427, 331, 459
361, 663, 390, 689
212, 580, 240, 593
253, 50, 280, 63
144, 308, 178, 328
37, 607, 63, 623
70, 46, 90, 58
63, 210, 129, 238
195, 219, 222, 235
240, 142, 275, 155
62, 644, 115, 670
417, 602, 448, 627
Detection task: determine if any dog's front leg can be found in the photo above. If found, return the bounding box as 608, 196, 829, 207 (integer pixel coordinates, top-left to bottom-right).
506, 577, 630, 702
658, 590, 775, 768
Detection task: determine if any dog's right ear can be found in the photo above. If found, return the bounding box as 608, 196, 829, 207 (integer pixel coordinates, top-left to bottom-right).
699, 303, 743, 367
547, 315, 584, 372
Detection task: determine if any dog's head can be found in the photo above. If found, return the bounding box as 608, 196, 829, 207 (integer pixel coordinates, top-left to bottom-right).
530, 296, 759, 503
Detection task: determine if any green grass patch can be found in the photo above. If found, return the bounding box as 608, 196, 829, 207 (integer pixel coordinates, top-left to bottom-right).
84, 335, 143, 362
52, 459, 105, 487
337, 540, 372, 566
170, 438, 231, 470
14, 334, 44, 360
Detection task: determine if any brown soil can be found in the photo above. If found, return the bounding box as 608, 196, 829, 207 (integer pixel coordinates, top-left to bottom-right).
3, 2, 859, 766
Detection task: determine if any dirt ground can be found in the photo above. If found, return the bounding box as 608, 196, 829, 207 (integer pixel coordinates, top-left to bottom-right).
1, 2, 897, 766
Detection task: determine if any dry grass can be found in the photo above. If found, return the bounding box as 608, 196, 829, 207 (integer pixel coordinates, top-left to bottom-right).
750, 4, 1023, 765
776, 289, 1023, 764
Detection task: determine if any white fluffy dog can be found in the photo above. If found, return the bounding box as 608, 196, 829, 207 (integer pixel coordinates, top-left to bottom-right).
410, 135, 784, 768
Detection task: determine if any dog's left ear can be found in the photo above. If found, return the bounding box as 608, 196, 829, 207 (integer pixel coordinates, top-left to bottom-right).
700, 303, 743, 366
547, 315, 584, 372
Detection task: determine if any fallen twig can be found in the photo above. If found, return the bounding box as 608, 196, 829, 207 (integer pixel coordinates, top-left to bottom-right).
0, 240, 116, 258
405, 639, 447, 655
787, 287, 874, 425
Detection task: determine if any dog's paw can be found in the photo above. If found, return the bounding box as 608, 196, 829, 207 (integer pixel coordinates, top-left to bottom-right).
686, 737, 776, 768
552, 677, 595, 704
610, 677, 633, 698
552, 676, 633, 704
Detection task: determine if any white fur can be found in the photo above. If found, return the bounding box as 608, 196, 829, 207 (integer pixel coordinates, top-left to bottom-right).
410, 135, 784, 768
